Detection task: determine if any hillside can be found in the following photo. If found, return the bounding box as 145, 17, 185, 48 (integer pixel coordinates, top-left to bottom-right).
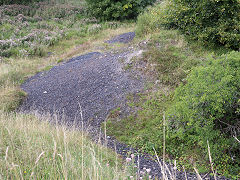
0, 0, 239, 179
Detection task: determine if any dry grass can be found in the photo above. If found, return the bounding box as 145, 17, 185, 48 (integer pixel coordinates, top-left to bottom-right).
0, 111, 131, 179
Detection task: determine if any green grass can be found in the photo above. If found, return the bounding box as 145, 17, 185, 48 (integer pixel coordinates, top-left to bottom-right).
106, 13, 236, 176
2, 0, 238, 178
106, 91, 171, 154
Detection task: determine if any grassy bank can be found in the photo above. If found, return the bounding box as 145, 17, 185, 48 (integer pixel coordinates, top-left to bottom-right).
106, 27, 216, 172
106, 1, 240, 179
1, 0, 239, 179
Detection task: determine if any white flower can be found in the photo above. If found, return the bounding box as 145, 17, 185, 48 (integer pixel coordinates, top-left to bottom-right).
146, 168, 151, 173
126, 158, 132, 163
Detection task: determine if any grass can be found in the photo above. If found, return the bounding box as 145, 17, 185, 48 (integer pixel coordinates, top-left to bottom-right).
0, 0, 129, 58
105, 8, 237, 177
0, 111, 132, 179
106, 27, 215, 154
106, 91, 171, 154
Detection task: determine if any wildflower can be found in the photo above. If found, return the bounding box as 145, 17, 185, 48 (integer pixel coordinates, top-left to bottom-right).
126, 157, 132, 163
131, 154, 135, 159
146, 168, 151, 173
149, 175, 152, 179
130, 176, 134, 179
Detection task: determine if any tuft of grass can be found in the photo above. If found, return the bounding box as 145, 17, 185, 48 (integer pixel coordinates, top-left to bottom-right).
136, 1, 167, 37
0, 86, 26, 112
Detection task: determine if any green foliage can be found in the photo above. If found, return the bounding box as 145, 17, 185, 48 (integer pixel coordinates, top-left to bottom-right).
163, 0, 240, 50
0, 1, 123, 58
136, 2, 166, 36
85, 0, 156, 21
167, 51, 240, 177
106, 91, 170, 154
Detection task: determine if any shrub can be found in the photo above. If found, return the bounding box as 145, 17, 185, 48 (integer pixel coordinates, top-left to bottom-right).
136, 2, 166, 36
163, 0, 240, 50
167, 51, 240, 176
85, 0, 156, 21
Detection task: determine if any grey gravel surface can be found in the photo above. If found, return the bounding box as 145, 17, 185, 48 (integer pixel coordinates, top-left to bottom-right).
106, 32, 136, 44
20, 33, 228, 180
21, 50, 143, 129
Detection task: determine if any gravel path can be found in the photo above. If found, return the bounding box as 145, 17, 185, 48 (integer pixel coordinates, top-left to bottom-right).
21, 50, 143, 130
106, 32, 136, 44
20, 32, 227, 180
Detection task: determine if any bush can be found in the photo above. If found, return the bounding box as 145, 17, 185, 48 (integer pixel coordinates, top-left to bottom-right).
136, 3, 164, 36
85, 0, 156, 21
167, 51, 240, 176
163, 0, 240, 50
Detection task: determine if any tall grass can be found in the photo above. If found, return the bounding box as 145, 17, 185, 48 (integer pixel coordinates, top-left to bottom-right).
0, 111, 130, 179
